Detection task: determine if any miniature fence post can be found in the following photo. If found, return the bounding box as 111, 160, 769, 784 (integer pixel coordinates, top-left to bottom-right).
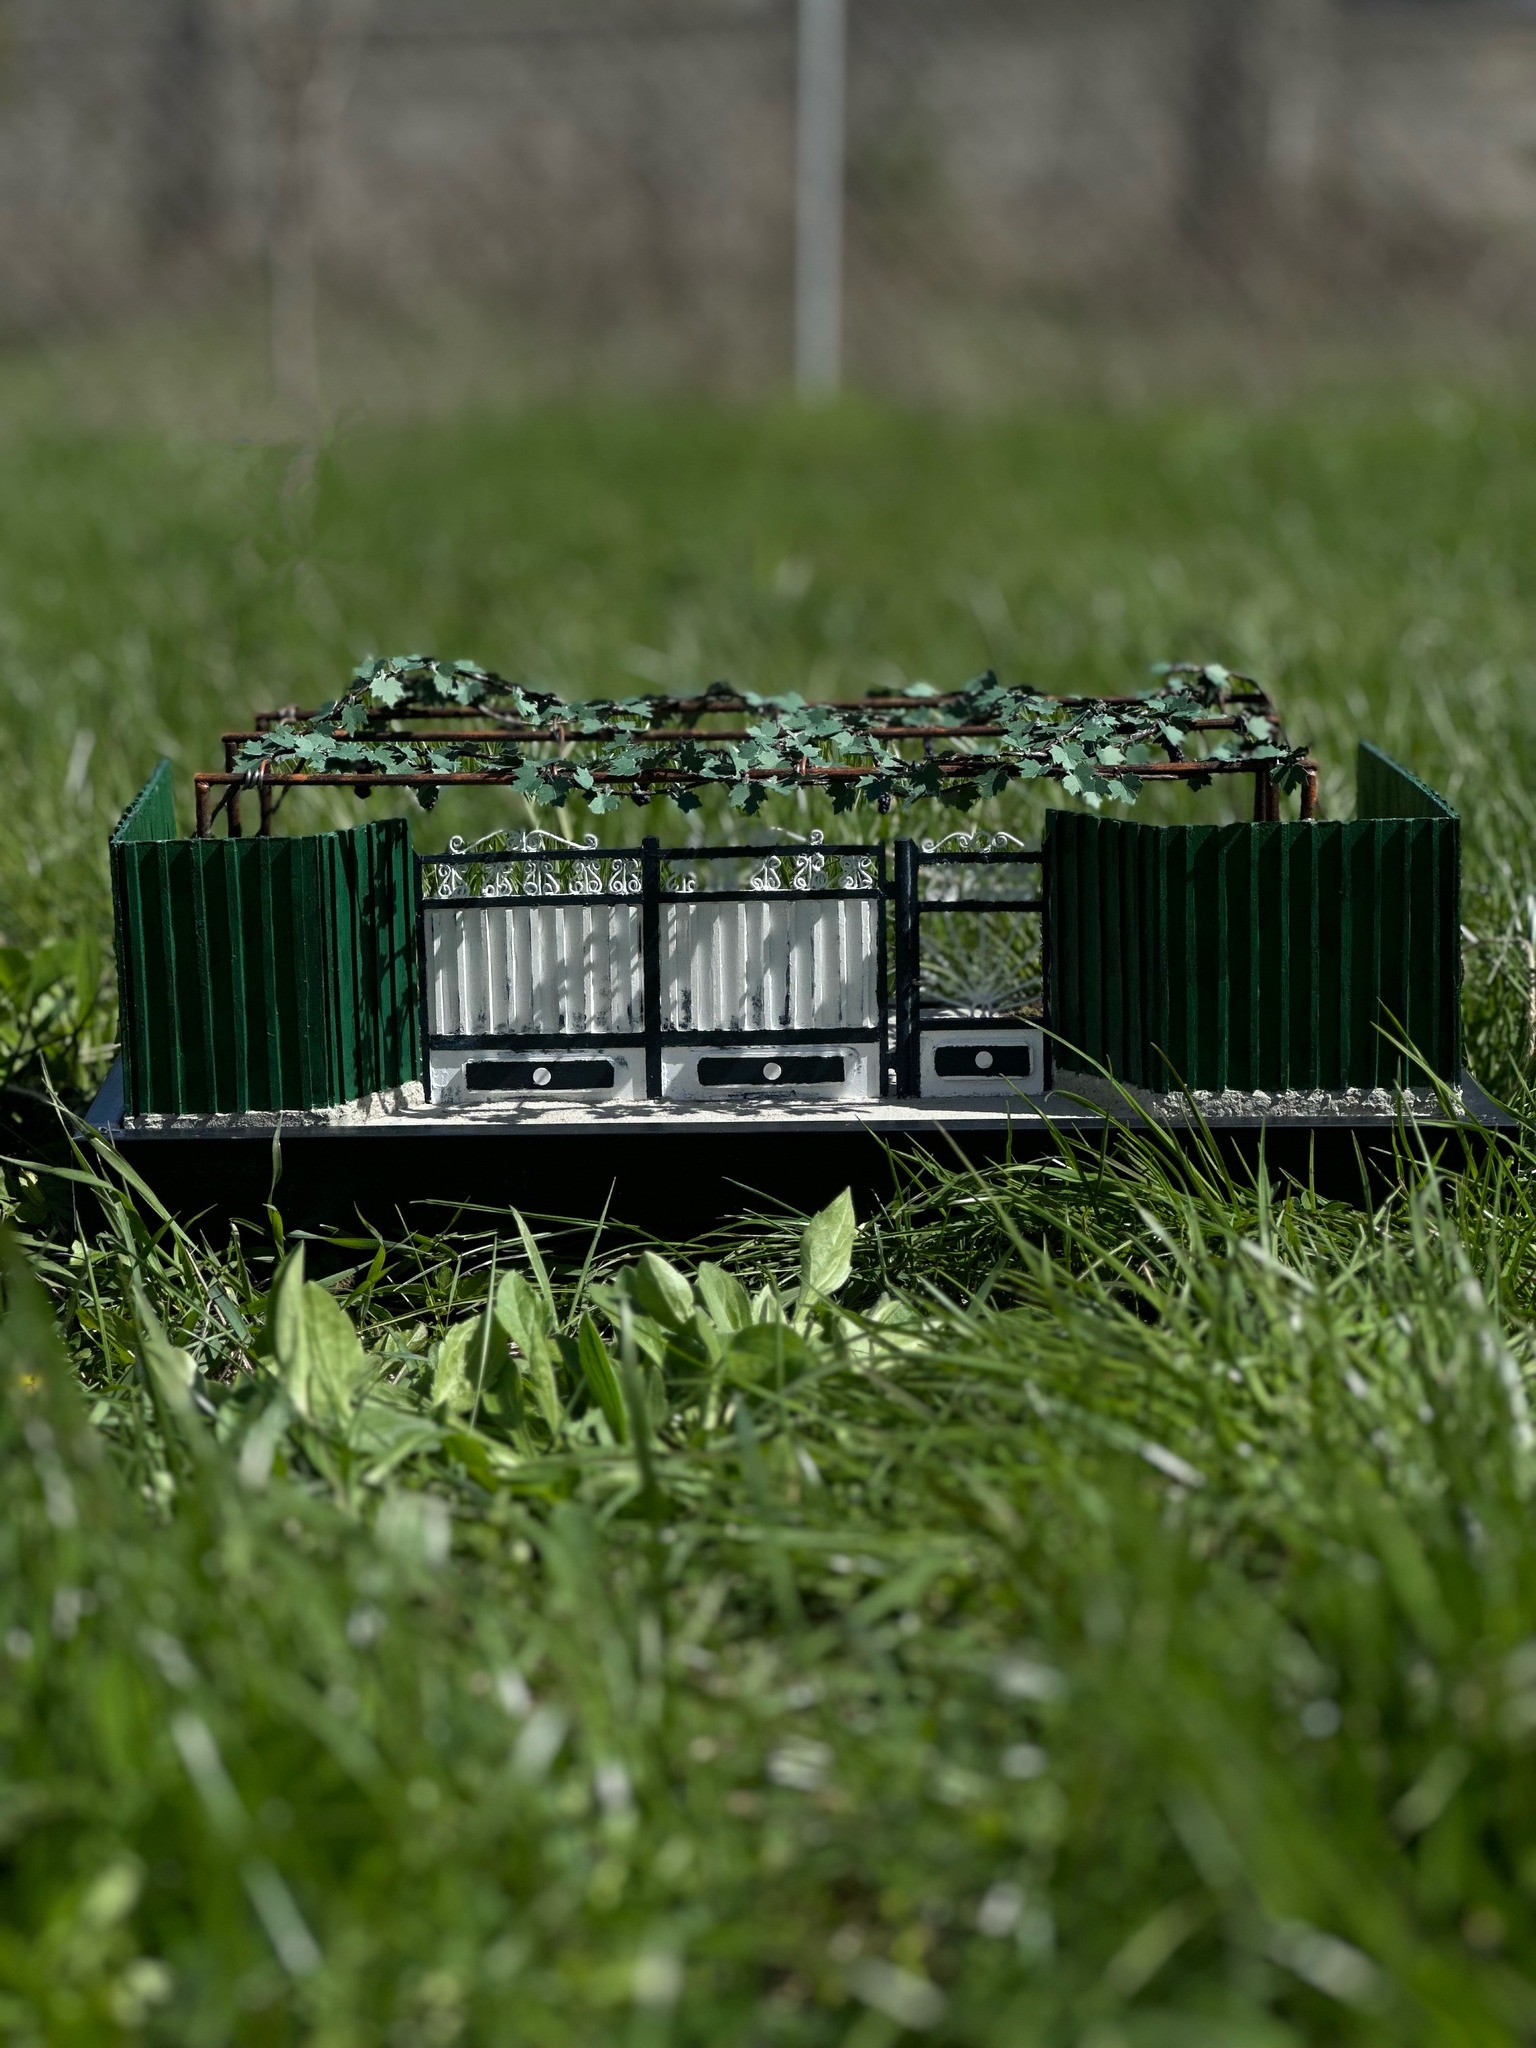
415, 853, 432, 1101
641, 836, 663, 1100
893, 839, 920, 1097
1039, 829, 1054, 1093
877, 842, 891, 1097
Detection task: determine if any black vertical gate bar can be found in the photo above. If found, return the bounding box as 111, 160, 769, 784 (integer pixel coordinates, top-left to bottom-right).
415, 855, 432, 1100
877, 842, 890, 1097
641, 836, 663, 1100
893, 839, 920, 1097
1039, 832, 1053, 1092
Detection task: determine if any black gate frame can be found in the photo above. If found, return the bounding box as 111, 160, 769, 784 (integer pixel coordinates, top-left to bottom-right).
890, 841, 1049, 1097
418, 837, 895, 1101
418, 836, 1049, 1104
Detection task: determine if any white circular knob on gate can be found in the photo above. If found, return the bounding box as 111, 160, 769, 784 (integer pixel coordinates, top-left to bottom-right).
533, 1066, 552, 1087
975, 1049, 994, 1071
763, 1061, 783, 1082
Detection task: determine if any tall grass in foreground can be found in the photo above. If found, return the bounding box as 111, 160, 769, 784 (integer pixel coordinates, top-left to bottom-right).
5, 1108, 1536, 2046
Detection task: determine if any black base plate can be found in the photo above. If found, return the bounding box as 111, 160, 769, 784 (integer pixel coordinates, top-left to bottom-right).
84, 1066, 1516, 1249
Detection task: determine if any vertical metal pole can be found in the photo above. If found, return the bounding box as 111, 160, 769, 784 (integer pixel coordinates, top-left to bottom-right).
876, 843, 890, 1097
1039, 836, 1054, 1093
416, 858, 432, 1102
641, 837, 663, 1101
795, 0, 846, 397
893, 840, 920, 1097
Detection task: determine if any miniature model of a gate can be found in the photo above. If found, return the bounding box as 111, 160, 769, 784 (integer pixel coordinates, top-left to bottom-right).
111, 729, 1460, 1120
420, 833, 892, 1104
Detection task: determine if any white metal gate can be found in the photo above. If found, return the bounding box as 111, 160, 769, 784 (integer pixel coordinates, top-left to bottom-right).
419, 833, 888, 1104
427, 901, 643, 1041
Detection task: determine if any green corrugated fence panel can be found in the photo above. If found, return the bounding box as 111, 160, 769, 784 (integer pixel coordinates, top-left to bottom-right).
109, 761, 178, 1113
109, 765, 419, 1116
1046, 775, 1460, 1092
110, 757, 178, 846
315, 821, 419, 1106
1357, 741, 1457, 823
372, 820, 419, 1091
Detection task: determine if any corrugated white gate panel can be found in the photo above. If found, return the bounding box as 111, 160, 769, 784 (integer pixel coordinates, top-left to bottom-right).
428, 905, 643, 1037
662, 897, 879, 1034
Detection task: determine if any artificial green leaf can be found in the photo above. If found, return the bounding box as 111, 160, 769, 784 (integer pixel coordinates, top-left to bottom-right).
249, 655, 1270, 815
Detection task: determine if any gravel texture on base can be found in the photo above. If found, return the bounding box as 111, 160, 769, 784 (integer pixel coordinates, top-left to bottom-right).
120, 1073, 1471, 1134
125, 1083, 431, 1131
1052, 1069, 1468, 1124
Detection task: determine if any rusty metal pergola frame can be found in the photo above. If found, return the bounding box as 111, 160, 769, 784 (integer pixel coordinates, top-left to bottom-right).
193, 680, 1320, 838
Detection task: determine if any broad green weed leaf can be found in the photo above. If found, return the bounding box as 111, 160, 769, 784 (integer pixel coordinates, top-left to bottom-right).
434, 1308, 519, 1429
696, 1261, 752, 1334
510, 1212, 558, 1321
576, 1315, 627, 1442
495, 1270, 554, 1357
631, 1251, 694, 1331
654, 1311, 721, 1401
432, 1322, 478, 1414
521, 1342, 564, 1435
131, 1282, 195, 1400
723, 1321, 819, 1388
442, 1430, 498, 1491
268, 1249, 372, 1430
130, 1280, 202, 1454
495, 1270, 557, 1430
799, 1189, 857, 1303
350, 1403, 442, 1476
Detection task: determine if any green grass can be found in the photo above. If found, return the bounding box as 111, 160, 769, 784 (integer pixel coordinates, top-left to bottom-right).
7, 389, 1536, 2042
